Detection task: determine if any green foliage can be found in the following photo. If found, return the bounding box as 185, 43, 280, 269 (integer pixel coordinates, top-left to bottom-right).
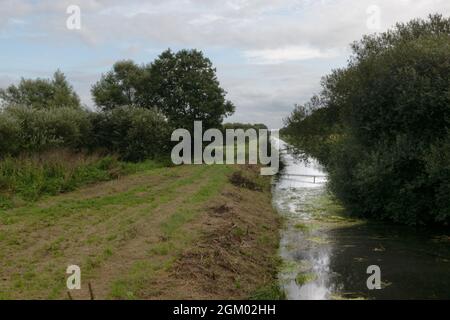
0, 49, 236, 207
222, 122, 268, 131
92, 49, 235, 131
0, 152, 116, 208
91, 60, 147, 110
250, 283, 285, 300
0, 150, 165, 209
0, 105, 172, 162
283, 14, 450, 226
0, 112, 21, 156
90, 106, 172, 162
423, 132, 450, 223
282, 98, 339, 165
0, 70, 80, 109
295, 272, 317, 285
0, 105, 92, 155
147, 49, 235, 130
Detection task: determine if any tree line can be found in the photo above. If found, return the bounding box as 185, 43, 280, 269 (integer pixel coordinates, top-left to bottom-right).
0, 49, 235, 161
282, 14, 450, 226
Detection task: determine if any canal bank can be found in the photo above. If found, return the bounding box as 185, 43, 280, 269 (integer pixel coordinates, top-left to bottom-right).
272, 139, 450, 300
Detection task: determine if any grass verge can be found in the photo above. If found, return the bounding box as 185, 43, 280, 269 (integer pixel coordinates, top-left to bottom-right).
0, 149, 166, 209
0, 163, 281, 300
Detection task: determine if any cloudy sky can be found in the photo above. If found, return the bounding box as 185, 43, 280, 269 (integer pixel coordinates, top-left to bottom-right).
1, 0, 450, 128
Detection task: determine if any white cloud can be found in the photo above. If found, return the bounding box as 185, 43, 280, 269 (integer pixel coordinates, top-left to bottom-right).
189, 14, 224, 26
2, 0, 450, 127
244, 46, 339, 64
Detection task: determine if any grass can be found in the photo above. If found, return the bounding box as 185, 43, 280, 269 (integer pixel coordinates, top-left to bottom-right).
0, 149, 166, 209
250, 255, 285, 300
0, 163, 206, 299
294, 222, 312, 232
295, 272, 317, 285
108, 165, 233, 299
0, 160, 281, 300
250, 283, 286, 300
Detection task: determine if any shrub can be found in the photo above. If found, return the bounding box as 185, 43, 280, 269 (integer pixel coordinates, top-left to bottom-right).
90, 106, 172, 161
424, 132, 450, 224
0, 113, 21, 156
0, 105, 92, 155
283, 14, 450, 226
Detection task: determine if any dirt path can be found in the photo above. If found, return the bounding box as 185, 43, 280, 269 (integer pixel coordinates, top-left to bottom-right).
0, 164, 281, 300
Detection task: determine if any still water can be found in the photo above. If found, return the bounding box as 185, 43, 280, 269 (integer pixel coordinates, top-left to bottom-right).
272, 139, 450, 300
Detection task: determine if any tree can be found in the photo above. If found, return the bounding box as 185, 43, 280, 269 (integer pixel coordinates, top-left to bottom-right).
52, 71, 81, 109
146, 49, 235, 130
91, 50, 235, 130
91, 60, 147, 111
283, 14, 450, 226
0, 70, 80, 109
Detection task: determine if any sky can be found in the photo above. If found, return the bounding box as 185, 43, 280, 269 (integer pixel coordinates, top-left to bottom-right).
1, 0, 450, 128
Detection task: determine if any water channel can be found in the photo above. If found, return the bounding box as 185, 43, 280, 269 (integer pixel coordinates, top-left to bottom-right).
272, 139, 450, 300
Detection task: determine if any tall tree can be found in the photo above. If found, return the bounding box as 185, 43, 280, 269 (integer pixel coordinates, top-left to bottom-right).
0, 70, 80, 109
283, 14, 450, 226
91, 60, 146, 111
146, 49, 235, 130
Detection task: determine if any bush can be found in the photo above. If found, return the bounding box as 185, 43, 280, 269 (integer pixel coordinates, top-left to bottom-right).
283, 14, 450, 226
0, 105, 172, 162
90, 106, 172, 161
0, 113, 21, 155
0, 105, 92, 155
424, 132, 450, 224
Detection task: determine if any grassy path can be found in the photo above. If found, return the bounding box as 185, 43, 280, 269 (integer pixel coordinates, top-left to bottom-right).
0, 164, 281, 299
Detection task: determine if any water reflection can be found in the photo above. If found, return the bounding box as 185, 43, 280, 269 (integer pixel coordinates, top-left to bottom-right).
273, 138, 450, 300
273, 138, 335, 299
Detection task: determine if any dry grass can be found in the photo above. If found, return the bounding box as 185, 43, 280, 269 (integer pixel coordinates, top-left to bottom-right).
0, 163, 281, 300
165, 185, 281, 299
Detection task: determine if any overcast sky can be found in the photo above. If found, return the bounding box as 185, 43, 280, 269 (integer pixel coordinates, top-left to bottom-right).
1, 0, 450, 128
